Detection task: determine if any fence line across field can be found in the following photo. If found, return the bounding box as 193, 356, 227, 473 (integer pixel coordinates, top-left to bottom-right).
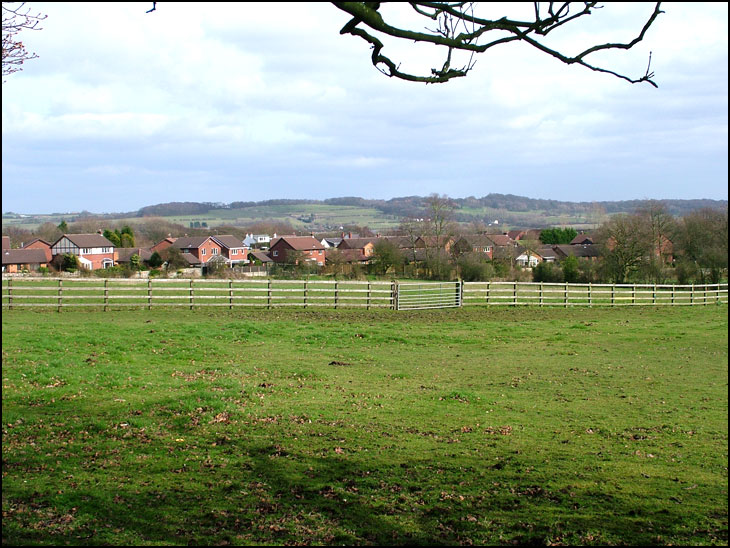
462, 281, 728, 306
1, 278, 727, 310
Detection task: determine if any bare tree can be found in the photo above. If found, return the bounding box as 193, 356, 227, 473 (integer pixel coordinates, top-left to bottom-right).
596, 213, 651, 283
425, 193, 456, 251
333, 2, 663, 85
2, 2, 46, 81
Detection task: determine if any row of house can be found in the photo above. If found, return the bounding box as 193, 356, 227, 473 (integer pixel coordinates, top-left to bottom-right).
2, 230, 602, 273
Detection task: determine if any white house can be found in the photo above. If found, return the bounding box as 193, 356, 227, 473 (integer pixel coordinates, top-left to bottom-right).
243, 233, 275, 248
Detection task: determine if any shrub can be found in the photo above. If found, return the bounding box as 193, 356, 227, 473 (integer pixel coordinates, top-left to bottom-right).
532, 261, 564, 283
457, 253, 495, 282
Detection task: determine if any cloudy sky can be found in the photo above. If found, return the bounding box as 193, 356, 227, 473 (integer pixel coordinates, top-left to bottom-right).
2, 2, 727, 214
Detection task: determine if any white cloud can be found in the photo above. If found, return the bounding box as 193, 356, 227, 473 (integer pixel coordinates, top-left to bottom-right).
2, 2, 727, 213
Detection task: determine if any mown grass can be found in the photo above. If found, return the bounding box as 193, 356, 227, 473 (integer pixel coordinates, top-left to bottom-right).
2, 306, 728, 545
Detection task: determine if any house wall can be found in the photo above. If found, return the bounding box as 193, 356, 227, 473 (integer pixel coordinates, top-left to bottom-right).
222, 246, 248, 262
180, 240, 221, 264
24, 241, 53, 262
269, 241, 325, 265
151, 239, 175, 253
268, 240, 291, 263
302, 249, 325, 265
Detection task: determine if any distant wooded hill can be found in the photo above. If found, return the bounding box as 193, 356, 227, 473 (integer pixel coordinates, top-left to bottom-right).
133, 194, 727, 228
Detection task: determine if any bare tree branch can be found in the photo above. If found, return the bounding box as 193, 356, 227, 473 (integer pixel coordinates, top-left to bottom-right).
2, 1, 46, 81
333, 2, 663, 86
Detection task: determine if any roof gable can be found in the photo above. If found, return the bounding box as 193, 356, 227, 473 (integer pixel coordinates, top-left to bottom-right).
55, 233, 115, 248
173, 236, 212, 249
211, 235, 245, 249
270, 236, 325, 251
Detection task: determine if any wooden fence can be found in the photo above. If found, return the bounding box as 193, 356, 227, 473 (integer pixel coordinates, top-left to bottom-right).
1, 278, 395, 310
1, 277, 727, 310
462, 281, 728, 306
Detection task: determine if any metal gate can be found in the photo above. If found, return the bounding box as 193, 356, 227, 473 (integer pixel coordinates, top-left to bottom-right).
396, 281, 462, 310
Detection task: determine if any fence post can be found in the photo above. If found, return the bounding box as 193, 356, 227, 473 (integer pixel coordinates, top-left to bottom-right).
539, 282, 543, 307
391, 280, 397, 310
691, 284, 694, 306
459, 279, 464, 307
486, 281, 490, 306
671, 285, 675, 305
367, 281, 371, 310
589, 283, 592, 307
104, 278, 109, 311
58, 279, 63, 312
653, 284, 657, 306
267, 279, 272, 309
229, 280, 233, 310
189, 279, 194, 310
632, 284, 636, 305
304, 279, 308, 308
8, 278, 12, 310
148, 278, 152, 310
611, 284, 615, 306
564, 282, 568, 308
513, 282, 518, 307
334, 281, 339, 309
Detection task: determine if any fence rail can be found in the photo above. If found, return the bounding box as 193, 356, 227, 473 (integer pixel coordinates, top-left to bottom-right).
397, 282, 462, 310
463, 281, 728, 306
1, 278, 727, 310
1, 278, 395, 310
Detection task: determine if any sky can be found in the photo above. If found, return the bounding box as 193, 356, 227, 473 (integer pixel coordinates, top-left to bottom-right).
2, 2, 728, 214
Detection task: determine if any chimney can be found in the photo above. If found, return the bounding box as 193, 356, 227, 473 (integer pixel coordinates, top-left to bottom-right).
348, 232, 352, 239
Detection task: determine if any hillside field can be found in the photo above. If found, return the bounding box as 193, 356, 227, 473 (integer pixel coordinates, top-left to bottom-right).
2, 306, 728, 545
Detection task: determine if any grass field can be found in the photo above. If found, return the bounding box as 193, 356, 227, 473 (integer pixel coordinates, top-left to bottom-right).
2, 306, 728, 545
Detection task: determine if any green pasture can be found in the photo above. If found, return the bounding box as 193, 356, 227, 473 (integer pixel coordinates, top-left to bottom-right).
2, 306, 728, 545
114, 204, 400, 232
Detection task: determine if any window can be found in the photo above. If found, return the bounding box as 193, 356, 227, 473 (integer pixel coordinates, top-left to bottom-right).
232, 249, 238, 255
273, 250, 278, 257
202, 249, 206, 255
213, 248, 219, 255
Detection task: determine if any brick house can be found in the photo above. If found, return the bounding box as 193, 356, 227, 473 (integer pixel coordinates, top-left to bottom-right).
570, 234, 595, 245
115, 247, 154, 265
452, 235, 495, 259
552, 244, 601, 261
268, 236, 326, 265
172, 236, 222, 265
2, 249, 50, 273
51, 233, 116, 270
22, 238, 53, 262
211, 235, 248, 265
151, 237, 177, 253
337, 237, 379, 258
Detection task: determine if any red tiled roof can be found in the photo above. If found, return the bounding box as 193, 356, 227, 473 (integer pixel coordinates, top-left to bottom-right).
270, 236, 324, 251
173, 236, 211, 249
211, 235, 245, 249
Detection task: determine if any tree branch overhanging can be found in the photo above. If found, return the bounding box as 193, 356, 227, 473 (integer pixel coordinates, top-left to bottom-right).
2, 1, 46, 80
333, 2, 663, 86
